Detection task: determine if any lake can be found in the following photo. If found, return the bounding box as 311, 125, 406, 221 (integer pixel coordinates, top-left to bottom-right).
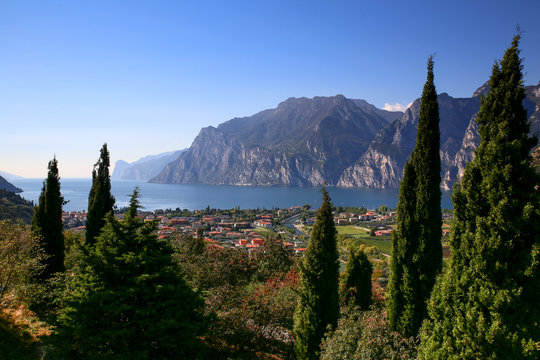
12, 178, 453, 212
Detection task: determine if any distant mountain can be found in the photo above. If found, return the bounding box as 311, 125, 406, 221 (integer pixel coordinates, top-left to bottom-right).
112, 150, 186, 181
0, 171, 24, 181
150, 84, 540, 189
151, 95, 394, 186
0, 175, 22, 193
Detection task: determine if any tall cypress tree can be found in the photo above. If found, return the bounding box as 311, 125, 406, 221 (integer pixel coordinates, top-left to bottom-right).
386, 56, 442, 337
386, 160, 420, 336
293, 186, 339, 360
32, 156, 65, 279
86, 143, 115, 245
340, 247, 372, 310
419, 34, 540, 359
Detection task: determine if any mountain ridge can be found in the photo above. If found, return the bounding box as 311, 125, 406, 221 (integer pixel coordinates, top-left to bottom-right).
150, 84, 540, 188
152, 95, 394, 186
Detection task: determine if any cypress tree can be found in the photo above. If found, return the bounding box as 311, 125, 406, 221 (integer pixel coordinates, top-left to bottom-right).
419, 34, 540, 359
340, 247, 372, 310
386, 56, 442, 337
386, 160, 420, 336
32, 156, 65, 279
86, 143, 115, 245
293, 186, 339, 360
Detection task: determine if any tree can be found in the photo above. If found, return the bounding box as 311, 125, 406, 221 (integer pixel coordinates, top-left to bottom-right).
252, 234, 294, 282
340, 247, 372, 310
0, 221, 45, 304
386, 56, 442, 337
86, 143, 115, 245
52, 188, 207, 359
293, 186, 339, 360
419, 34, 540, 359
31, 157, 65, 280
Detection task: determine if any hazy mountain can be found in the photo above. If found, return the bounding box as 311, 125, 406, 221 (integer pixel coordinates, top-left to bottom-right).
112, 150, 186, 181
0, 175, 22, 193
0, 171, 24, 181
151, 95, 394, 186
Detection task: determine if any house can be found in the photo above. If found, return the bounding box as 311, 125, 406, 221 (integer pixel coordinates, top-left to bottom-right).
359, 214, 373, 221
254, 220, 272, 228
252, 238, 264, 245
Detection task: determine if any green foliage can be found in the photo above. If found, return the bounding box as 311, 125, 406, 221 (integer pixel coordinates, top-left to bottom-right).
419, 34, 540, 359
387, 56, 442, 337
175, 237, 258, 292
31, 157, 65, 280
174, 229, 298, 358
51, 189, 207, 359
0, 221, 45, 304
293, 186, 340, 360
86, 143, 115, 246
320, 307, 417, 360
251, 235, 294, 282
0, 315, 40, 360
206, 270, 299, 358
0, 189, 34, 224
340, 247, 372, 310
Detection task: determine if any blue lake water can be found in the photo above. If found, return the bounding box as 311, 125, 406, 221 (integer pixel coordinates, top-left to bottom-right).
12, 178, 453, 212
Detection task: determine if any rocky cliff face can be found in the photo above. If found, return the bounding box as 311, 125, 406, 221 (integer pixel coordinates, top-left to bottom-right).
151, 84, 540, 188
441, 81, 540, 189
152, 95, 394, 186
338, 93, 480, 188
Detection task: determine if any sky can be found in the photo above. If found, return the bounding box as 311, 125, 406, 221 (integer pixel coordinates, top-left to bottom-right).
1, 0, 539, 178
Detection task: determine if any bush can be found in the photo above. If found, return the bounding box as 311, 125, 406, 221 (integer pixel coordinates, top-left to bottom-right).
320, 307, 417, 360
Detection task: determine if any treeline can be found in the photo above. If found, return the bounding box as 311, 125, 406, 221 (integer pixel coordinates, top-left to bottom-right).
0, 188, 34, 224
0, 34, 539, 360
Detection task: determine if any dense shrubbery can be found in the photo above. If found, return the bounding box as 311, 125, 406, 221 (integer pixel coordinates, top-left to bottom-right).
320, 307, 417, 360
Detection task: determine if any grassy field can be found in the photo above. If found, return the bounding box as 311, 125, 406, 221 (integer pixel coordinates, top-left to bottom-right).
336, 225, 370, 236
336, 225, 393, 255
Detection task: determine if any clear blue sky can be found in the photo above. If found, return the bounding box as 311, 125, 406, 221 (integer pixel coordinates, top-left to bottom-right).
1, 0, 539, 178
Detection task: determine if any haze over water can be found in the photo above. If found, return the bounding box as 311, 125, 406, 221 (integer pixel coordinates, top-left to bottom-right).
13, 179, 453, 212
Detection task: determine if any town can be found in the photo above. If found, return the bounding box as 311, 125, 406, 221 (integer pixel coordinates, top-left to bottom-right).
61, 205, 406, 255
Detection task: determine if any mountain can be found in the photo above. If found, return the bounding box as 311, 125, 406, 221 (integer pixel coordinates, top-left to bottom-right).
0, 171, 24, 181
112, 150, 185, 181
0, 175, 22, 193
151, 95, 393, 186
350, 99, 404, 123
0, 189, 34, 223
151, 84, 540, 188
338, 92, 481, 188
338, 82, 540, 189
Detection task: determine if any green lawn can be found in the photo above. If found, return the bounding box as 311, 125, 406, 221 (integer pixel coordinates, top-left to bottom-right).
355, 237, 392, 255
336, 225, 393, 255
